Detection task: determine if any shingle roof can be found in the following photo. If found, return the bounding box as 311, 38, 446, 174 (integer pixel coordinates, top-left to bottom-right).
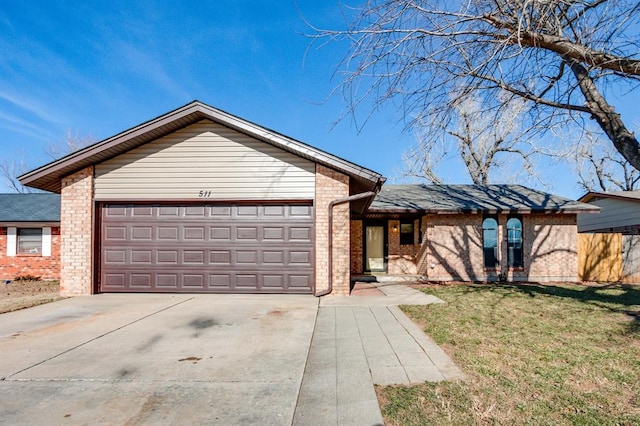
370, 184, 599, 214
0, 193, 61, 222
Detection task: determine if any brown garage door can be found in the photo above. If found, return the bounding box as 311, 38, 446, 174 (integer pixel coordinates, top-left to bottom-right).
99, 203, 314, 293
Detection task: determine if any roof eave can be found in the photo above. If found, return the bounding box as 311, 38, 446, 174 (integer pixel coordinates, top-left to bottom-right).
0, 221, 60, 226
578, 191, 640, 203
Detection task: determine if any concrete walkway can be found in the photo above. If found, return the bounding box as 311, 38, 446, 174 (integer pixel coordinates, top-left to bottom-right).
293, 282, 464, 425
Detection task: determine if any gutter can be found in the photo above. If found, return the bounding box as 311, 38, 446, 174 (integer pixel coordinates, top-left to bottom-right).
315, 190, 377, 297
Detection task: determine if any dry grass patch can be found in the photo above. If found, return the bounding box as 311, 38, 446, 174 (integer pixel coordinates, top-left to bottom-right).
0, 280, 63, 314
378, 283, 640, 425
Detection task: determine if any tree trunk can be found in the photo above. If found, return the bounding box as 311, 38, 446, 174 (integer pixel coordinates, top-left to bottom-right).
565, 57, 640, 172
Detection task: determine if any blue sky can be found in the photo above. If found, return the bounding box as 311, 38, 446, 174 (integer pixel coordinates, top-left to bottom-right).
0, 1, 637, 199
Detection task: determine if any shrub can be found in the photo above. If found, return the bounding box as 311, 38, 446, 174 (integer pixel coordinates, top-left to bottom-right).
14, 274, 42, 282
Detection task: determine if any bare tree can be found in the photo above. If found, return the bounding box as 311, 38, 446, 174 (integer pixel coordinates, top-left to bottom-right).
404, 91, 556, 184
1, 132, 94, 193
314, 0, 640, 172
44, 130, 94, 161
1, 151, 36, 193
574, 130, 640, 192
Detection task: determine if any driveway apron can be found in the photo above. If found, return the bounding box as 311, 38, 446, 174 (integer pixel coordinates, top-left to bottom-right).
0, 294, 318, 425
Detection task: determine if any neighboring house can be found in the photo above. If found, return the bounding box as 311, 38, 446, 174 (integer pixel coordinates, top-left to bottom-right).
18, 101, 596, 296
577, 191, 640, 234
353, 184, 598, 282
576, 191, 640, 283
0, 193, 61, 280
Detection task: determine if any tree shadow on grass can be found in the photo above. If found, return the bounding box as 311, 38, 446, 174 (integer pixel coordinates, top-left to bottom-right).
459, 282, 640, 336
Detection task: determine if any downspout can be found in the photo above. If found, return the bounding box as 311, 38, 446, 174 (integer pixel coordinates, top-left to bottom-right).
316, 191, 377, 297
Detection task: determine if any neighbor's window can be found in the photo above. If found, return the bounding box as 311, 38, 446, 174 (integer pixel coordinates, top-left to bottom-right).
482, 217, 498, 268
17, 228, 43, 254
507, 217, 524, 268
400, 221, 415, 245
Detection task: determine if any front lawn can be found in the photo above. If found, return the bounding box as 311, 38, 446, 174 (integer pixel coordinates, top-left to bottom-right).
0, 280, 63, 314
378, 283, 640, 425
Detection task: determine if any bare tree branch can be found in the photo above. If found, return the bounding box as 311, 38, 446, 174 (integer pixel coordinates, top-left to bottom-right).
573, 129, 640, 192
404, 92, 557, 185
312, 0, 640, 171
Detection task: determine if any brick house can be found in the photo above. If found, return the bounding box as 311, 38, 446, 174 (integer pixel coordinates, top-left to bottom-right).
18, 101, 596, 296
0, 193, 61, 281
353, 184, 598, 282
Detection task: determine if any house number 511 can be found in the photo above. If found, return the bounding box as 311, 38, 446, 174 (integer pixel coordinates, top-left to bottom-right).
198, 190, 212, 198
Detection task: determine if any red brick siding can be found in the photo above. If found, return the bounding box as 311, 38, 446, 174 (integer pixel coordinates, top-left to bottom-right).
60, 166, 94, 296
0, 226, 61, 280
315, 165, 350, 295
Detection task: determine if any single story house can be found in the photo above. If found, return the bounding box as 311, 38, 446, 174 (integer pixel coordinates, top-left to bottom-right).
19, 101, 597, 296
0, 193, 61, 280
357, 184, 598, 282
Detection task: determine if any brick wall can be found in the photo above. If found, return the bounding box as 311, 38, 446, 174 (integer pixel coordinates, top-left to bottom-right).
0, 226, 61, 280
315, 165, 350, 295
60, 166, 94, 296
387, 219, 418, 274
350, 220, 363, 274
420, 214, 485, 281
417, 213, 578, 282
519, 214, 578, 282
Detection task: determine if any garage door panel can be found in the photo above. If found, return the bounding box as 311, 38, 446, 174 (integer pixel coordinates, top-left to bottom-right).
130, 274, 152, 288
100, 203, 314, 293
157, 274, 178, 288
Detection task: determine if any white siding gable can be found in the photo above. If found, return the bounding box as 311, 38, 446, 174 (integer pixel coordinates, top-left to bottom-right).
578, 198, 640, 232
94, 120, 316, 200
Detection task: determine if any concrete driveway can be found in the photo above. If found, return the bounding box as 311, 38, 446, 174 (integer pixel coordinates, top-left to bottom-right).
0, 294, 318, 425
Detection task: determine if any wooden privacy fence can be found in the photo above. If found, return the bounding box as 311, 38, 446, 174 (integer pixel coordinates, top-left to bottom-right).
578, 233, 640, 283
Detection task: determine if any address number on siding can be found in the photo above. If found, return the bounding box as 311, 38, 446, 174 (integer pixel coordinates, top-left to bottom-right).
198, 190, 212, 198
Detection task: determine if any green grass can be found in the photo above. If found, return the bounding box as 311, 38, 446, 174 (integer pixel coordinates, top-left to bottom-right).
378, 283, 640, 425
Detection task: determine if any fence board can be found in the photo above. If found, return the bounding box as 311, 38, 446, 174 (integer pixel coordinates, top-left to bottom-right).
622, 235, 640, 284
578, 233, 622, 282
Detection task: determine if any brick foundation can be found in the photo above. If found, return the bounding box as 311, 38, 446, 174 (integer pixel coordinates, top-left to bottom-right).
60, 167, 94, 296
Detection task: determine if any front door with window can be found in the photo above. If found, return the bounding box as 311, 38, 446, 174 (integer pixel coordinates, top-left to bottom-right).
364, 224, 387, 272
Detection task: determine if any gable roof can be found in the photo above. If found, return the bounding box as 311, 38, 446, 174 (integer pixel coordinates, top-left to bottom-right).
370, 184, 599, 214
579, 190, 640, 203
0, 193, 61, 223
19, 101, 384, 194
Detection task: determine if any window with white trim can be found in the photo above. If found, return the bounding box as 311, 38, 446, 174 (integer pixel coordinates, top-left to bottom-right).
6, 227, 52, 257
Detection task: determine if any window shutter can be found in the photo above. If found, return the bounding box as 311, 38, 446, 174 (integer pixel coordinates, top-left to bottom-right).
7, 227, 16, 257
42, 227, 52, 257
